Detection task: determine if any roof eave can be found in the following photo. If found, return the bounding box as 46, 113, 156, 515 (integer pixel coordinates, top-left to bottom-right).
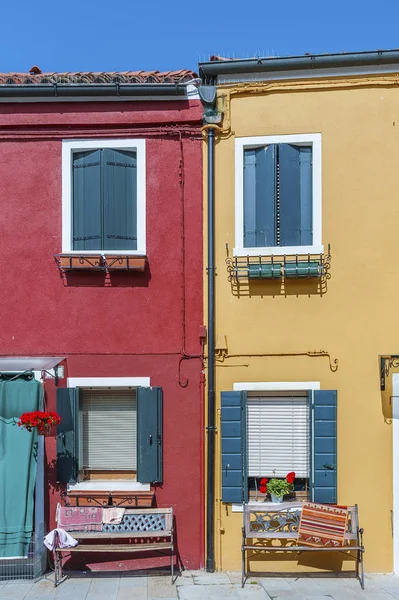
199, 49, 399, 79
0, 83, 189, 99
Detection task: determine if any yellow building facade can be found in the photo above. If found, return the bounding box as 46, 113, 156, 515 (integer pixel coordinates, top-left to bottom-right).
200, 52, 399, 575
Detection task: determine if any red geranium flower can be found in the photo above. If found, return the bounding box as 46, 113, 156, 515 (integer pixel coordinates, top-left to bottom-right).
259, 477, 268, 494
286, 472, 296, 484
17, 411, 61, 433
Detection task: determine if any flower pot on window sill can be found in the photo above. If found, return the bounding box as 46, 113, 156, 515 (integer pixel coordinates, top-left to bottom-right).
270, 493, 283, 504
65, 490, 154, 508
56, 255, 104, 270
104, 256, 146, 271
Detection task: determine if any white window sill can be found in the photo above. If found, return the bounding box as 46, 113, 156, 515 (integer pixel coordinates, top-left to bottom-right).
233, 245, 324, 258
232, 501, 304, 513
68, 480, 151, 492
60, 250, 146, 256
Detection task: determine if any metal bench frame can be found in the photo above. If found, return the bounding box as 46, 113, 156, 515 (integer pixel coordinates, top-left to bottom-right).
53, 507, 174, 587
242, 503, 365, 589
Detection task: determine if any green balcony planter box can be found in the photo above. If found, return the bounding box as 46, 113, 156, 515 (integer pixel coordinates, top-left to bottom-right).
247, 263, 282, 279
284, 261, 321, 278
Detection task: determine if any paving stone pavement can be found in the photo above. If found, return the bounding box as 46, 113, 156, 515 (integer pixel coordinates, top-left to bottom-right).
0, 572, 399, 600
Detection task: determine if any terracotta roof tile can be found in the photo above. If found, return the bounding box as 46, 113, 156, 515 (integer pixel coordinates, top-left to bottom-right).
210, 55, 233, 62
0, 70, 198, 85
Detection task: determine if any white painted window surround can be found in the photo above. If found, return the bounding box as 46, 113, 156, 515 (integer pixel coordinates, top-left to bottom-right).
67, 377, 150, 388
68, 480, 150, 492
233, 382, 320, 392
66, 376, 151, 492
231, 381, 320, 512
234, 133, 322, 257
62, 139, 146, 256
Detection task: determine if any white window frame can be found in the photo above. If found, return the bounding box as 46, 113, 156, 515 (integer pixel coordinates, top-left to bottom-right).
62, 139, 146, 255
232, 380, 320, 512
234, 133, 322, 257
66, 376, 150, 492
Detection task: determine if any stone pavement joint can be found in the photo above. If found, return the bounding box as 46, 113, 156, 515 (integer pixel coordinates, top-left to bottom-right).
0, 572, 398, 600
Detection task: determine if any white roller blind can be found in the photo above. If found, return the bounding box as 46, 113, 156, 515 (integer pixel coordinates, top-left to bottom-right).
247, 394, 309, 478
81, 389, 137, 470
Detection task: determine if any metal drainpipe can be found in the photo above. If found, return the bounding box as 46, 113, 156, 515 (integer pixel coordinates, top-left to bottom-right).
206, 127, 216, 572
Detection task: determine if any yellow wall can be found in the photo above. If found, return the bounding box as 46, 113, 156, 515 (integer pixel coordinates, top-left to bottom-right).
205, 74, 399, 573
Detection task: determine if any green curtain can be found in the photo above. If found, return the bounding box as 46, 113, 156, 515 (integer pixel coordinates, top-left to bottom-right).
0, 377, 42, 558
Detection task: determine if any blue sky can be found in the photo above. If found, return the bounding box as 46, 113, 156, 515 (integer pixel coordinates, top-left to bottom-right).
1, 0, 397, 74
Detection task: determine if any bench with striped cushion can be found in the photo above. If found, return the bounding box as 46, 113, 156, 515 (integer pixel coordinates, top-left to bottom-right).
242, 503, 364, 589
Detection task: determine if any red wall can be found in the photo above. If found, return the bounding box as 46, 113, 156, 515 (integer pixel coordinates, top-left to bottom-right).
0, 99, 204, 569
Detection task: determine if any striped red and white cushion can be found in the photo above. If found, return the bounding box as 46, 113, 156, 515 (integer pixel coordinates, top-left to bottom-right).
298, 502, 348, 547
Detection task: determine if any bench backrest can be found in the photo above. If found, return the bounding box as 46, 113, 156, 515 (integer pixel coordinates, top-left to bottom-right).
243, 503, 358, 541
56, 505, 173, 535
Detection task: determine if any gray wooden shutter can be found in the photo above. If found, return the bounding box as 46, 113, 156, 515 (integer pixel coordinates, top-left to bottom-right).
299, 147, 312, 245
221, 391, 248, 503
279, 144, 312, 247
243, 146, 276, 248
137, 387, 163, 483
310, 390, 337, 504
103, 149, 137, 251
72, 150, 101, 251
56, 387, 80, 483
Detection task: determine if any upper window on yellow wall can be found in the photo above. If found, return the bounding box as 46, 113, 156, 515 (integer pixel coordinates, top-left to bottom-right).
234, 134, 322, 257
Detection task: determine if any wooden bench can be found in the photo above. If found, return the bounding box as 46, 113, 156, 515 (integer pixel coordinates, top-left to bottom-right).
242, 503, 364, 589
53, 506, 174, 586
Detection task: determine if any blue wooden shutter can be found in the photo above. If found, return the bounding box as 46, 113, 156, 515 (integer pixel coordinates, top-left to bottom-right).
221, 391, 248, 503
279, 144, 312, 247
137, 387, 163, 483
243, 146, 276, 248
72, 150, 101, 250
56, 387, 80, 484
310, 390, 337, 504
299, 147, 312, 245
103, 149, 137, 251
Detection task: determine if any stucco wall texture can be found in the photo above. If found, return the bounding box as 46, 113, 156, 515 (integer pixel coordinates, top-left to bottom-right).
207, 77, 399, 574
0, 99, 204, 570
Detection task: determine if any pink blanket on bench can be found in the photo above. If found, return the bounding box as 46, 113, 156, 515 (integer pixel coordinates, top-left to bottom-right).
58, 506, 103, 532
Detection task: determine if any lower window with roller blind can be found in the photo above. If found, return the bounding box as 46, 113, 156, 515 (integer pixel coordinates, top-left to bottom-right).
80, 389, 137, 479
247, 392, 310, 501
221, 388, 337, 504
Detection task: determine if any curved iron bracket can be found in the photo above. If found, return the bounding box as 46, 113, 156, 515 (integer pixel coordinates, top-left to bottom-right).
380, 355, 399, 391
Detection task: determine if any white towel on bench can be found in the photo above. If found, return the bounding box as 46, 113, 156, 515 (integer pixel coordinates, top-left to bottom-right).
103, 508, 125, 525
44, 528, 79, 551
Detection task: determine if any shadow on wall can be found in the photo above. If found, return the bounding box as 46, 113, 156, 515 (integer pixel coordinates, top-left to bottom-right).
228, 276, 328, 299
58, 264, 152, 288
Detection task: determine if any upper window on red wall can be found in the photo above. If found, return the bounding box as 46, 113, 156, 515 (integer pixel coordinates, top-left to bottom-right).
62, 139, 146, 255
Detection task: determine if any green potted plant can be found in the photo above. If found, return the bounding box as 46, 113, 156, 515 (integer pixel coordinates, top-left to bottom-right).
267, 472, 296, 503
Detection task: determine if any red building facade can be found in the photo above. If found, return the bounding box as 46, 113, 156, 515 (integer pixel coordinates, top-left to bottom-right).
0, 71, 204, 571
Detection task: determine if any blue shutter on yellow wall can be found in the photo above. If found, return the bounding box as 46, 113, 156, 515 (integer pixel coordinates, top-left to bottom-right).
103, 149, 137, 251
243, 146, 276, 248
299, 147, 313, 245
137, 387, 163, 484
278, 144, 312, 247
56, 388, 80, 484
310, 390, 337, 504
72, 150, 101, 250
221, 391, 248, 503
